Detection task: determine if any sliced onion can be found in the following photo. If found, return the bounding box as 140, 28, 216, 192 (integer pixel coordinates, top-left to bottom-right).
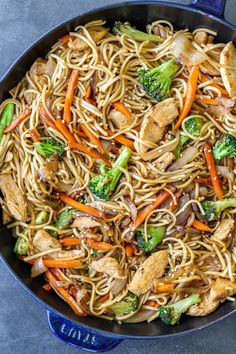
126, 199, 137, 221
218, 97, 235, 108
123, 309, 156, 323
176, 195, 192, 226
171, 33, 207, 66
110, 278, 127, 296
217, 165, 234, 181
169, 146, 198, 171
31, 257, 48, 278
142, 133, 179, 161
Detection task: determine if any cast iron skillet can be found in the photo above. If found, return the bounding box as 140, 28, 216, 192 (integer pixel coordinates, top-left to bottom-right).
1, 0, 236, 352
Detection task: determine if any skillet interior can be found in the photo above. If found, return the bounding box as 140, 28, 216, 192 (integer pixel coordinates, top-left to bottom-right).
0, 1, 236, 338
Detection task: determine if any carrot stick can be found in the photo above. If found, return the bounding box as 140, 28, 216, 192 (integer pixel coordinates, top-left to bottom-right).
144, 300, 160, 307
112, 101, 133, 119
80, 124, 104, 153
155, 283, 174, 293
193, 177, 212, 185
60, 237, 81, 247
199, 73, 228, 96
4, 109, 32, 133
60, 193, 105, 219
106, 129, 135, 151
199, 98, 219, 105
43, 258, 81, 268
204, 141, 223, 200
46, 270, 82, 315
86, 238, 114, 251
173, 65, 199, 131
42, 283, 52, 291
192, 219, 213, 233
97, 293, 109, 304
74, 129, 87, 138
64, 69, 79, 125
68, 141, 111, 167
125, 243, 134, 257
54, 118, 77, 143
29, 128, 41, 142
132, 188, 176, 230
85, 85, 92, 99
39, 104, 56, 129
59, 34, 73, 43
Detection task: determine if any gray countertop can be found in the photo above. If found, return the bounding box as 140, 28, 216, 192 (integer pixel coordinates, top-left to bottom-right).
0, 0, 236, 353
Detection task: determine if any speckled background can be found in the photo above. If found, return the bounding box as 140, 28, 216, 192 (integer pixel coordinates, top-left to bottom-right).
0, 1, 236, 353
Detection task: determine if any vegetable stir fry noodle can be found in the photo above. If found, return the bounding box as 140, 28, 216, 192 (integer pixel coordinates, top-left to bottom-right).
1, 19, 236, 325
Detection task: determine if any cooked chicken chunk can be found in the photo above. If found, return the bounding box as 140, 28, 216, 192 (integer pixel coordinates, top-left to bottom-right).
210, 278, 236, 302
127, 250, 168, 296
38, 156, 59, 182
220, 41, 236, 97
0, 174, 27, 221
72, 217, 100, 229
153, 152, 175, 171
108, 108, 135, 130
194, 31, 208, 45
139, 116, 165, 154
212, 218, 234, 241
30, 58, 47, 76
91, 257, 124, 279
199, 61, 220, 76
32, 230, 61, 252
50, 249, 83, 259
187, 292, 219, 316
68, 26, 108, 52
150, 98, 179, 128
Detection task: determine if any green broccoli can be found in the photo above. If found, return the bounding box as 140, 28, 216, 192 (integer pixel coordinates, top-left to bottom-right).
213, 134, 236, 160
55, 208, 77, 230
135, 225, 166, 253
138, 59, 179, 101
35, 210, 48, 225
202, 198, 236, 221
172, 134, 190, 158
89, 147, 131, 200
108, 292, 139, 316
0, 103, 14, 141
185, 116, 205, 137
113, 21, 163, 43
159, 294, 201, 325
14, 237, 29, 256
34, 138, 65, 158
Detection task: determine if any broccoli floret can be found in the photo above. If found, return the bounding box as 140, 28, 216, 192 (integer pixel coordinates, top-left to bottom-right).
14, 237, 29, 256
138, 59, 180, 101
159, 294, 201, 325
34, 138, 65, 158
108, 292, 139, 316
35, 210, 48, 225
0, 103, 14, 141
89, 147, 131, 200
55, 208, 77, 230
202, 198, 236, 221
172, 134, 190, 158
135, 225, 166, 253
213, 134, 236, 160
113, 21, 163, 43
185, 116, 205, 137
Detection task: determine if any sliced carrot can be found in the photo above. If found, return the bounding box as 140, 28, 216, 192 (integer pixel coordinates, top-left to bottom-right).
112, 101, 133, 119
60, 237, 81, 247
97, 293, 109, 304
106, 129, 135, 151
60, 193, 105, 219
4, 108, 32, 133
54, 119, 77, 143
59, 34, 73, 43
144, 300, 160, 307
43, 258, 81, 268
199, 73, 228, 96
68, 141, 111, 167
204, 141, 223, 200
86, 238, 114, 251
132, 188, 176, 230
199, 98, 219, 105
173, 65, 199, 131
42, 283, 52, 291
192, 219, 213, 233
29, 128, 41, 142
80, 124, 104, 153
64, 69, 79, 125
74, 129, 87, 138
125, 243, 134, 257
193, 177, 212, 185
155, 283, 174, 293
85, 85, 92, 99
39, 104, 56, 129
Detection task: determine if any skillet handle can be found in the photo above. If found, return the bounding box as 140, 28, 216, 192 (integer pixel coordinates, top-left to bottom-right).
191, 0, 226, 17
47, 311, 122, 352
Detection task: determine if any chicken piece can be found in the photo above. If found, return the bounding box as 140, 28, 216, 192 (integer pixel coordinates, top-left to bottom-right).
150, 98, 179, 128
38, 156, 59, 182
0, 174, 27, 222
199, 61, 220, 76
212, 218, 234, 241
220, 41, 236, 97
127, 250, 168, 296
32, 229, 61, 252
108, 109, 135, 130
68, 26, 108, 52
194, 31, 208, 46
72, 217, 100, 229
91, 257, 124, 279
210, 278, 236, 302
50, 249, 83, 259
153, 152, 175, 171
139, 116, 165, 154
30, 58, 47, 76
187, 292, 219, 316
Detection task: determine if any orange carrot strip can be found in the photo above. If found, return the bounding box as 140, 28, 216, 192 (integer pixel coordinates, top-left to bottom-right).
74, 129, 87, 138
68, 141, 111, 167
4, 109, 32, 133
204, 141, 223, 200
54, 118, 77, 143
60, 193, 105, 219
125, 243, 134, 257
106, 129, 135, 151
199, 98, 219, 105
59, 34, 73, 43
173, 65, 199, 131
193, 177, 212, 185
85, 85, 92, 99
145, 300, 160, 307
112, 101, 133, 119
42, 283, 52, 291
86, 238, 114, 251
81, 124, 104, 153
192, 220, 213, 233
43, 258, 81, 268
155, 283, 174, 293
97, 293, 109, 304
199, 73, 228, 96
29, 128, 41, 142
133, 188, 176, 230
60, 237, 81, 247
64, 69, 79, 125
39, 104, 56, 129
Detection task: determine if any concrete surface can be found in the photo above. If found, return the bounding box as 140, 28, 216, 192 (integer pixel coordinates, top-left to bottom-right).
0, 0, 236, 353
